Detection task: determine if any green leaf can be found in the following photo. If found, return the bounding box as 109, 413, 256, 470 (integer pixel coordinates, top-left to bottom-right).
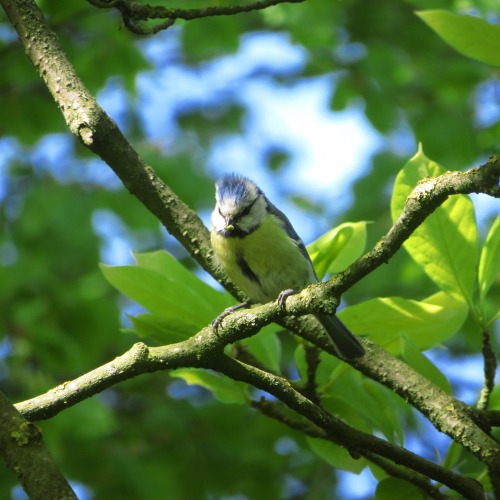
293, 344, 308, 382
306, 437, 367, 473
340, 292, 468, 353
307, 222, 369, 280
402, 336, 451, 394
376, 477, 425, 500
321, 367, 405, 445
478, 216, 500, 304
129, 313, 197, 344
171, 368, 248, 405
101, 265, 208, 323
443, 440, 464, 470
101, 251, 234, 341
241, 325, 282, 373
133, 250, 232, 312
391, 147, 478, 304
360, 379, 406, 445
417, 10, 500, 67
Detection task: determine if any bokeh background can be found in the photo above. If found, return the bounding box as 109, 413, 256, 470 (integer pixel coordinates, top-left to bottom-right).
1, 0, 499, 498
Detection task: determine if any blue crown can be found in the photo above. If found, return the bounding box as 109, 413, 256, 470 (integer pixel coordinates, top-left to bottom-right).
216, 173, 257, 204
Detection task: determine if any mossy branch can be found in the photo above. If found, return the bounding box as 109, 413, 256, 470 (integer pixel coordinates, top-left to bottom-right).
0, 391, 77, 500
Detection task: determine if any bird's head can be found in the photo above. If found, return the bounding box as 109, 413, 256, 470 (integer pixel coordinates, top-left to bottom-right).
211, 174, 267, 237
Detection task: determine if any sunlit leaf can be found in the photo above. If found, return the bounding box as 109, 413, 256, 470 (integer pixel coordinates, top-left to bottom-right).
129, 313, 197, 344
321, 366, 406, 445
340, 292, 468, 353
478, 216, 500, 305
360, 379, 406, 445
417, 10, 500, 66
391, 147, 478, 304
133, 250, 231, 311
304, 353, 404, 447
101, 251, 234, 341
308, 222, 368, 280
241, 325, 282, 373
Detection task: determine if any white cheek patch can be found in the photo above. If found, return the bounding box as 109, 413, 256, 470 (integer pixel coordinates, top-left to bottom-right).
211, 207, 225, 231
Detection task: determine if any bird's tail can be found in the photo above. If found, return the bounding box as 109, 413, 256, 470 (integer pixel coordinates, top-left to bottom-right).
315, 314, 364, 360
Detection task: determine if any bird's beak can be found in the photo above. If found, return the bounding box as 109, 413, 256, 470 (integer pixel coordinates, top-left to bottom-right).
224, 216, 234, 231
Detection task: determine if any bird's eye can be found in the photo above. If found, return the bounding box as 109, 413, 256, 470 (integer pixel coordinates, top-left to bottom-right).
238, 198, 257, 219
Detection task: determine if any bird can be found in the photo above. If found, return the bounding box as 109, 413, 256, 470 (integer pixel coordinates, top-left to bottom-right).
210, 173, 364, 360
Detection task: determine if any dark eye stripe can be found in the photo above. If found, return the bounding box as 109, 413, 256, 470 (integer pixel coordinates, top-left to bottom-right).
237, 196, 258, 219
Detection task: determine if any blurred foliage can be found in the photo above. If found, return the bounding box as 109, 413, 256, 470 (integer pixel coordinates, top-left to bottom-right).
1, 0, 499, 498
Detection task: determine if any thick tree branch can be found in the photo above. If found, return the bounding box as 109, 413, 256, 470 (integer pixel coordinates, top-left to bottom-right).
15, 340, 207, 421
0, 391, 77, 500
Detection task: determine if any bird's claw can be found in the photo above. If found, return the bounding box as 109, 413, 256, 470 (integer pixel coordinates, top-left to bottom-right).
277, 288, 297, 310
212, 301, 252, 332
211, 313, 228, 332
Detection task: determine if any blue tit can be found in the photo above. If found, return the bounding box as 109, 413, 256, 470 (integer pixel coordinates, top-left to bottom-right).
210, 173, 364, 360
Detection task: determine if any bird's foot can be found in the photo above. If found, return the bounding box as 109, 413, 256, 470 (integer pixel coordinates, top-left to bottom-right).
277, 288, 297, 310
212, 300, 252, 332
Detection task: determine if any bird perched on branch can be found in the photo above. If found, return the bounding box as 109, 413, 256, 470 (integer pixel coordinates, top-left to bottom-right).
210, 173, 364, 360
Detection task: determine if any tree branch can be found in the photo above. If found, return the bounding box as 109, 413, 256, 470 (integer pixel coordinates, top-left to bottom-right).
253, 399, 448, 500
0, 390, 77, 500
87, 0, 304, 34
219, 357, 484, 498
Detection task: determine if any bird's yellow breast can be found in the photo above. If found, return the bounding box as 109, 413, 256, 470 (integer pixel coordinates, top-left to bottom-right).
211, 214, 315, 303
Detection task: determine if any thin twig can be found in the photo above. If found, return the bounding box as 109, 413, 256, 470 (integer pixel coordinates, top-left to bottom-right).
477, 328, 497, 411
302, 344, 321, 403
88, 0, 304, 34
